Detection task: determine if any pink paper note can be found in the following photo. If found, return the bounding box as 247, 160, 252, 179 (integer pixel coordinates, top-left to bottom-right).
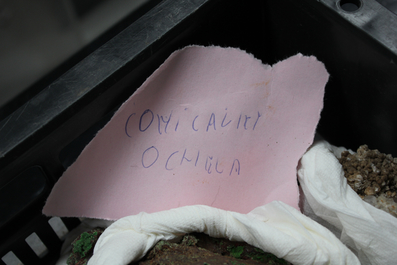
43, 46, 328, 220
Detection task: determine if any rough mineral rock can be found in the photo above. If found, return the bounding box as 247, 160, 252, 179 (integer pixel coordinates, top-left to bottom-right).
339, 145, 397, 217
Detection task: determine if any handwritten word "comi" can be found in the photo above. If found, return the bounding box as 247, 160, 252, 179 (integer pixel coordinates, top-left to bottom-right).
141, 146, 241, 176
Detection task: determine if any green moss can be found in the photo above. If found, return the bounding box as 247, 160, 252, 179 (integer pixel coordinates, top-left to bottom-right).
227, 245, 244, 259
247, 248, 288, 264
72, 231, 98, 258
181, 235, 198, 246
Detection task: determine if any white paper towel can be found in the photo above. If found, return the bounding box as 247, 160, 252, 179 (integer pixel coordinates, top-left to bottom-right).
298, 140, 397, 265
88, 201, 359, 265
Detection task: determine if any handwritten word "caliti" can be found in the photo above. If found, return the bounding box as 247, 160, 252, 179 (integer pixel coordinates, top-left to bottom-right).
141, 146, 241, 176
125, 108, 262, 137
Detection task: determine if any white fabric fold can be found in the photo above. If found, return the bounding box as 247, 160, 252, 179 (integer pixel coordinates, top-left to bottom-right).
88, 201, 359, 265
298, 140, 397, 265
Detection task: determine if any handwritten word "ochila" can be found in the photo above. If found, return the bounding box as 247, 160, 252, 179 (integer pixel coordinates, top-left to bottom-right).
141, 146, 241, 176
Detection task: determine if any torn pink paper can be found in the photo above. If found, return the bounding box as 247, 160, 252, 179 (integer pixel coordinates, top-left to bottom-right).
43, 46, 328, 220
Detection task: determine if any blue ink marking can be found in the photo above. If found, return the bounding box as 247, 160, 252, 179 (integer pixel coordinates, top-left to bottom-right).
253, 112, 262, 130
125, 113, 136, 138
165, 151, 179, 170
161, 112, 172, 133
205, 156, 213, 174
192, 115, 199, 131
142, 146, 159, 168
221, 108, 232, 127
180, 149, 192, 165
157, 114, 162, 135
175, 120, 179, 131
244, 115, 251, 130
215, 160, 223, 174
139, 109, 154, 132
237, 114, 242, 129
195, 151, 200, 166
206, 113, 216, 132
229, 159, 241, 176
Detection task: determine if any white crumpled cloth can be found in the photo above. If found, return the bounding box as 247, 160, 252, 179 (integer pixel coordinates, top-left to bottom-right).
298, 140, 397, 265
88, 201, 359, 265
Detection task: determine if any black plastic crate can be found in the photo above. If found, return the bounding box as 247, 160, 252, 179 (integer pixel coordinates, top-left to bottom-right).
1, 0, 397, 264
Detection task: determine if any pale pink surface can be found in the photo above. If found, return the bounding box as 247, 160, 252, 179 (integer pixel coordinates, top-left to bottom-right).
43, 46, 328, 220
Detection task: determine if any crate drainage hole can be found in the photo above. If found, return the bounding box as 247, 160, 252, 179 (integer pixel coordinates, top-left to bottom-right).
25, 232, 49, 258
48, 217, 69, 241
338, 0, 362, 12
1, 251, 24, 265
